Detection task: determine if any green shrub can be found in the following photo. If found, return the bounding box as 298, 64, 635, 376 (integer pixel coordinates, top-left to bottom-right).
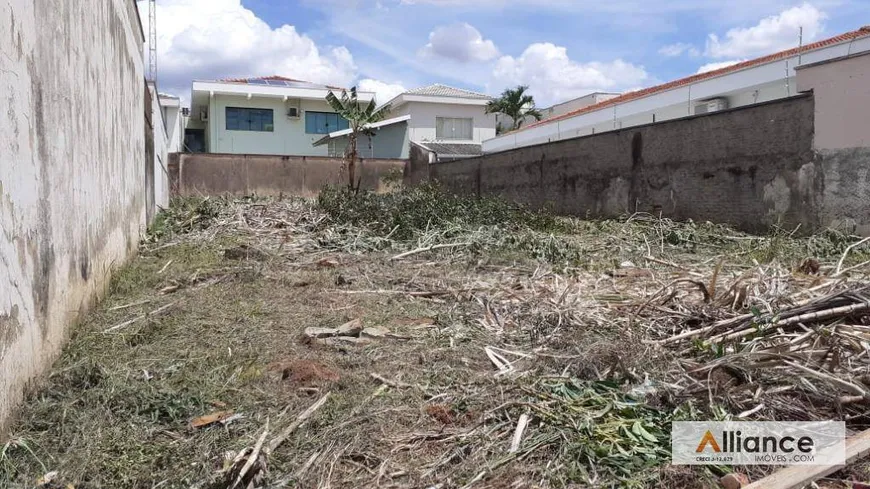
316, 183, 566, 241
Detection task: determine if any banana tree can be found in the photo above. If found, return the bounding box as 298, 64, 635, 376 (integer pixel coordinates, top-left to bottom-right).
325, 87, 392, 190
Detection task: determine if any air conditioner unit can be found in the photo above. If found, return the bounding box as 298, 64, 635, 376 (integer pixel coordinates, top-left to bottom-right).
694, 97, 729, 115
200, 109, 209, 122
287, 107, 300, 118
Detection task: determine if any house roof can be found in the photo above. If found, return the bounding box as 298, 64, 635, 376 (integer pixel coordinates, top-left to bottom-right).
382, 83, 492, 109
414, 141, 483, 158
312, 114, 411, 146
514, 25, 870, 134
215, 75, 346, 91
405, 84, 491, 100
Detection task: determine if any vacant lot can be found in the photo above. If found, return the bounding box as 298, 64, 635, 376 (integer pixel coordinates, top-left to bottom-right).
4, 186, 870, 488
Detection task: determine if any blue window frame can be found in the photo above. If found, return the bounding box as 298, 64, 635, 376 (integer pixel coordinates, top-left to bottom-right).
225, 107, 274, 132
305, 111, 349, 134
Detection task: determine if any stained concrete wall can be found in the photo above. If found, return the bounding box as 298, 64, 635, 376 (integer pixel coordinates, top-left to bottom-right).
413, 93, 870, 235
0, 0, 146, 429
410, 95, 834, 233
175, 153, 407, 197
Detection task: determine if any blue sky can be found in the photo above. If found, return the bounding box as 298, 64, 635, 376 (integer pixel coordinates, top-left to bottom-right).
142, 0, 869, 106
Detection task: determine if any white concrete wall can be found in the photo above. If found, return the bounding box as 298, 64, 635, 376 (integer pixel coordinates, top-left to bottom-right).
207, 95, 340, 156
394, 101, 497, 143
149, 85, 170, 209
0, 0, 146, 428
162, 104, 184, 153
484, 36, 870, 153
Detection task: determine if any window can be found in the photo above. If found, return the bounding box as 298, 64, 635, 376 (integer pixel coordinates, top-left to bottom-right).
225, 107, 274, 132
305, 111, 350, 134
436, 117, 473, 140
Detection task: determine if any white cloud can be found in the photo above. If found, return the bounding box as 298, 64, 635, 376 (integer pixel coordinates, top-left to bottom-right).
705, 3, 826, 58
418, 23, 499, 62
138, 0, 357, 99
357, 78, 407, 104
696, 60, 745, 73
659, 42, 700, 57
491, 43, 648, 106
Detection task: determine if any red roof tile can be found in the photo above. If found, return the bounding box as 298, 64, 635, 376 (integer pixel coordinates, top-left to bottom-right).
515, 26, 870, 134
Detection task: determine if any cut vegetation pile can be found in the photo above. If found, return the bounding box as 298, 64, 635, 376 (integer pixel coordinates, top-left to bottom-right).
4, 185, 870, 489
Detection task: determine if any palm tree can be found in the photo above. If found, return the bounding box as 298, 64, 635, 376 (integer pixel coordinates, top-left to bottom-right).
326, 87, 392, 190
486, 85, 543, 131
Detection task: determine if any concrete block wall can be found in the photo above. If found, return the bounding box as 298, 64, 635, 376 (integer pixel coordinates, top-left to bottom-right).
413, 95, 870, 234
0, 0, 146, 429
175, 153, 407, 197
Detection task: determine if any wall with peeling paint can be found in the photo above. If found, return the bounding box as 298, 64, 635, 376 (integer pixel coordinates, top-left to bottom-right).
411, 91, 870, 235
0, 0, 146, 430
411, 95, 824, 234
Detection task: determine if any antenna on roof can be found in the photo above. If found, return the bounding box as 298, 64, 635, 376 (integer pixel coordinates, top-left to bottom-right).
148, 0, 157, 81
798, 26, 803, 66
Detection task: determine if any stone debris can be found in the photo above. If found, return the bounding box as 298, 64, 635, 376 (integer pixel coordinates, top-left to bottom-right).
360, 326, 390, 338
303, 327, 339, 339
336, 318, 363, 337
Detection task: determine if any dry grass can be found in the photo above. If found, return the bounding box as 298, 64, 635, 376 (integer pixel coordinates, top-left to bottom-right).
3, 188, 870, 489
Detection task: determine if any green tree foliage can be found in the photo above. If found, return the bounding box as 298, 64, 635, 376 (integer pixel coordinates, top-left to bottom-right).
326, 87, 392, 189
486, 85, 543, 131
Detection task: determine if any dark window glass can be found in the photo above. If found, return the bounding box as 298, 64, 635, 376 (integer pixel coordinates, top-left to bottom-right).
305, 111, 349, 134
225, 107, 274, 132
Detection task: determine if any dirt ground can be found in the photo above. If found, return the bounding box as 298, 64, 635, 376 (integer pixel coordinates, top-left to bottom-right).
3, 191, 870, 489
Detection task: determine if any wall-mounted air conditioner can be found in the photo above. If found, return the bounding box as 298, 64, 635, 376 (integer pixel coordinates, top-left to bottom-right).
286, 99, 301, 119
694, 97, 729, 115
200, 108, 209, 122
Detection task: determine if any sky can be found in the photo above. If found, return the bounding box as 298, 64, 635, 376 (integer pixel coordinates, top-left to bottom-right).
139, 0, 870, 107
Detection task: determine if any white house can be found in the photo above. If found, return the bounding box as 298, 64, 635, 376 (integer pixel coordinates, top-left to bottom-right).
186, 76, 375, 156
543, 92, 620, 119
484, 26, 870, 153
313, 84, 497, 160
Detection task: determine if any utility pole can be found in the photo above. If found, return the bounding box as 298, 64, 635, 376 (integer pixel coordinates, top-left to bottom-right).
148, 0, 157, 81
